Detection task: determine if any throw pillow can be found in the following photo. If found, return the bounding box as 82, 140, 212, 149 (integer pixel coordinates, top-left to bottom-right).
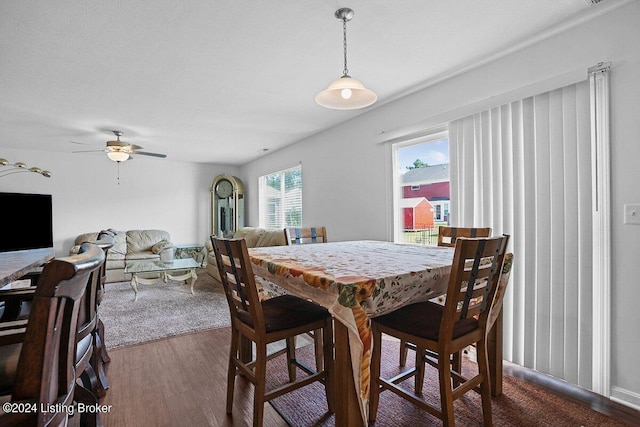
151, 240, 173, 254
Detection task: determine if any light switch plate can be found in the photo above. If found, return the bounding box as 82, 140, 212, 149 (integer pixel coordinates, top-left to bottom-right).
624, 204, 640, 225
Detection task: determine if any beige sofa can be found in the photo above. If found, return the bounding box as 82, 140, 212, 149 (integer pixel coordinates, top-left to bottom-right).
70, 229, 174, 283
205, 227, 286, 281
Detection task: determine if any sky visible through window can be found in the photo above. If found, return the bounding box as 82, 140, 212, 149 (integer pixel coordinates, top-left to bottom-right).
397, 138, 449, 175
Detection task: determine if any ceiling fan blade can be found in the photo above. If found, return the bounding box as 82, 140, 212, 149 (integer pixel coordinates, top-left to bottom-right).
134, 151, 167, 158
72, 149, 108, 153
129, 144, 144, 150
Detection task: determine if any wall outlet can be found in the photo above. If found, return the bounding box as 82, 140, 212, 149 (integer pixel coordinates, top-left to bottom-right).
624, 204, 640, 225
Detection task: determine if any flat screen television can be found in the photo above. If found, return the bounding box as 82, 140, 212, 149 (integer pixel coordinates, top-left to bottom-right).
0, 192, 53, 252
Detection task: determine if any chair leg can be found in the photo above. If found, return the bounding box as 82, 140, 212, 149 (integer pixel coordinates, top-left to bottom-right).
313, 328, 323, 372
415, 345, 426, 394
226, 329, 239, 415
368, 325, 383, 423
399, 339, 409, 367
452, 350, 463, 388
477, 339, 493, 426
322, 318, 335, 413
253, 341, 268, 427
98, 318, 111, 363
75, 380, 102, 427
91, 332, 109, 397
438, 352, 455, 427
286, 337, 296, 382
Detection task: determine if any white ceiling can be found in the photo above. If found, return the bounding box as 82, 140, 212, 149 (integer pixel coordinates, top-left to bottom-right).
0, 0, 621, 165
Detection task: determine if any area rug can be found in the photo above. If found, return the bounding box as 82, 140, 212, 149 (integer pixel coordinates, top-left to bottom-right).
268, 337, 634, 427
99, 269, 230, 348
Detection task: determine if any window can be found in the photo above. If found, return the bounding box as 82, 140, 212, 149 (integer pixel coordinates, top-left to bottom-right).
258, 165, 302, 228
393, 132, 450, 245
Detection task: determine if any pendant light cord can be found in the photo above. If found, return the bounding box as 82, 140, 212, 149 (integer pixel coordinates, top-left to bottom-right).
342, 18, 349, 77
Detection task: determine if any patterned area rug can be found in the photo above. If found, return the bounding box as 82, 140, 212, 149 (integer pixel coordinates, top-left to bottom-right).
268, 336, 634, 427
99, 269, 230, 348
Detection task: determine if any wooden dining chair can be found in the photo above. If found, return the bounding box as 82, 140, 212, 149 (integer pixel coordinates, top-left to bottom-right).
369, 235, 510, 427
210, 236, 334, 427
285, 226, 328, 371
0, 243, 105, 427
285, 226, 327, 245
399, 225, 493, 367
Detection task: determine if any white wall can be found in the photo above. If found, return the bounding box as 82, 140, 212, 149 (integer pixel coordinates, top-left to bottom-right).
240, 2, 640, 407
0, 147, 238, 255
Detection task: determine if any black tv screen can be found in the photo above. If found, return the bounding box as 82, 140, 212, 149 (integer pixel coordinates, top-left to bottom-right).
0, 192, 53, 252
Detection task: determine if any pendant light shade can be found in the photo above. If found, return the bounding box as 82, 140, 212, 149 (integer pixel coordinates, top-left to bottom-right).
315, 75, 377, 110
316, 8, 377, 110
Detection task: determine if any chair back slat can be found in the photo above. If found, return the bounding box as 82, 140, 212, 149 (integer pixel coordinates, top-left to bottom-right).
210, 237, 264, 330
438, 226, 491, 247
285, 226, 327, 245
441, 235, 509, 340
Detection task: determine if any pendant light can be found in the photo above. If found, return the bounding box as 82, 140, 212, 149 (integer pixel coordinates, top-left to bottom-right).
315, 8, 377, 110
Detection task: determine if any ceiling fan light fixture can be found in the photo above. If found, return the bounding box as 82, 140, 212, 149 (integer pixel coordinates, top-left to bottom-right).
316, 7, 377, 110
107, 151, 130, 162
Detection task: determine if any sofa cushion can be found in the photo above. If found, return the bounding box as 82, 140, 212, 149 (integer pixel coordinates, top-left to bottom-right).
255, 229, 286, 247
106, 259, 125, 270
126, 250, 160, 261
126, 230, 171, 253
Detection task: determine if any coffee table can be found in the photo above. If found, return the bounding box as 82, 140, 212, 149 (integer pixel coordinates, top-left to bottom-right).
124, 258, 200, 301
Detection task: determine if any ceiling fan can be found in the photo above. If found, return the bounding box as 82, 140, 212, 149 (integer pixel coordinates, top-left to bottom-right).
72, 130, 167, 162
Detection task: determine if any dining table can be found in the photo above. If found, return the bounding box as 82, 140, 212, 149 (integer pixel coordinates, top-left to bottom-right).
249, 240, 505, 426
0, 247, 55, 288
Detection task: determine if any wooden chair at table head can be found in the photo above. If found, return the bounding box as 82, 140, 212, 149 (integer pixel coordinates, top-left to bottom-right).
284, 226, 328, 371
369, 235, 510, 427
285, 226, 327, 245
0, 242, 105, 427
437, 226, 492, 247
210, 236, 334, 427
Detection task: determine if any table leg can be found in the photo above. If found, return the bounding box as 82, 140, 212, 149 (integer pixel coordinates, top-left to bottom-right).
165, 269, 198, 295
333, 322, 365, 427
488, 308, 503, 397
130, 274, 139, 301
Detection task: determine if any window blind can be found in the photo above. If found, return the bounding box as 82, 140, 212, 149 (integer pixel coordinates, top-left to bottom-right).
258, 165, 302, 228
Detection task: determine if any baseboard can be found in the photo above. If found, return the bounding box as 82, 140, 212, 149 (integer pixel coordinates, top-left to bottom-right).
611, 386, 640, 411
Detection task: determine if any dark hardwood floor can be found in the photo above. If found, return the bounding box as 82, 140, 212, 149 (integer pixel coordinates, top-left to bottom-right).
94, 327, 640, 427
99, 328, 288, 427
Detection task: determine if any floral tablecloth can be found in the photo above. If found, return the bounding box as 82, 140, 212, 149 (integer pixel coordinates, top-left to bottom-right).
249, 240, 456, 423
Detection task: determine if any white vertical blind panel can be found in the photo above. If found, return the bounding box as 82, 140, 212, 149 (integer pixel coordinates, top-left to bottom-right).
577, 81, 593, 389
534, 92, 552, 375
548, 88, 567, 380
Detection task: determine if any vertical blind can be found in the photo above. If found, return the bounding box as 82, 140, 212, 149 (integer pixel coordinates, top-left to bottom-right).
258, 165, 303, 229
449, 80, 594, 389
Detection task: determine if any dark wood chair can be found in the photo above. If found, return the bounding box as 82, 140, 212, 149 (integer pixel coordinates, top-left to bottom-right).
73, 232, 114, 427
399, 225, 493, 367
91, 230, 116, 398
285, 226, 327, 245
369, 235, 510, 427
0, 243, 105, 427
210, 237, 334, 427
